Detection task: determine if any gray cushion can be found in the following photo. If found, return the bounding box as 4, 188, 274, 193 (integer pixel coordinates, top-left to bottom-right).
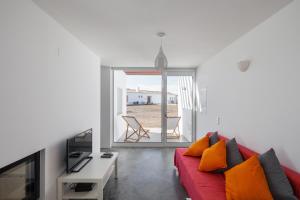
226, 138, 244, 169
209, 132, 219, 146
259, 148, 297, 200
213, 138, 244, 173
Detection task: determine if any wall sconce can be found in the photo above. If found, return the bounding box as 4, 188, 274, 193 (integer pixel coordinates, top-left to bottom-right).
238, 60, 251, 72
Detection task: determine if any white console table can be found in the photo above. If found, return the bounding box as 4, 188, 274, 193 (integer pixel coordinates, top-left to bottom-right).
57, 152, 118, 200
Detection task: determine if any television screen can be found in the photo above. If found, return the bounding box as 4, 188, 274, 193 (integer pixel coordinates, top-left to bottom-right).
66, 129, 92, 173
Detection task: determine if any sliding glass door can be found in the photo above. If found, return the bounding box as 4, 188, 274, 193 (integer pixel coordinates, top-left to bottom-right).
165, 71, 194, 143
112, 68, 195, 146
113, 69, 162, 143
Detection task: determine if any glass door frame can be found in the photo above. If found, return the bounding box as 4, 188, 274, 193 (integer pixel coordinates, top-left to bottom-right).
111, 67, 196, 147
164, 69, 196, 144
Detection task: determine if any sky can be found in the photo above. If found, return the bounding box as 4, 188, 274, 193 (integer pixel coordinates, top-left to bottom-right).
126, 75, 179, 94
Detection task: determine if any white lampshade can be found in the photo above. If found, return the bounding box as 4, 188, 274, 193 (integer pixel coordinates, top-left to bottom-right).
155, 46, 168, 70
154, 32, 168, 70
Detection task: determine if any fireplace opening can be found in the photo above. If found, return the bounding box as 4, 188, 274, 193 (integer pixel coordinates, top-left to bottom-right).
0, 151, 40, 200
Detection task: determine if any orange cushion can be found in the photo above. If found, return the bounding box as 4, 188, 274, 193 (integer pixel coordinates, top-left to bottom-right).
225, 155, 273, 200
184, 135, 209, 157
199, 139, 227, 171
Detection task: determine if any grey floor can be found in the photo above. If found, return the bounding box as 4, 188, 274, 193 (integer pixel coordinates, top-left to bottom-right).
102, 148, 188, 200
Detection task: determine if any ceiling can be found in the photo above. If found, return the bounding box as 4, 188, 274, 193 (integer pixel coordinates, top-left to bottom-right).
33, 0, 291, 68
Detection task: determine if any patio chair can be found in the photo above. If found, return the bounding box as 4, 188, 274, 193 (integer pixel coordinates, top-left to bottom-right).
122, 116, 150, 142
167, 116, 181, 139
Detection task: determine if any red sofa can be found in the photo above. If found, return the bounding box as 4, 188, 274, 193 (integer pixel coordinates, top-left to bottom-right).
174, 133, 300, 200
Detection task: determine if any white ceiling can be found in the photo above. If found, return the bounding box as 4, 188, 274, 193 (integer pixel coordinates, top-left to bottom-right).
34, 0, 291, 68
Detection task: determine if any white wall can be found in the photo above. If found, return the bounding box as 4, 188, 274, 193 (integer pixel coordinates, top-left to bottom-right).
127, 92, 162, 105
196, 0, 300, 171
113, 70, 127, 141
0, 1, 100, 199
178, 76, 193, 142
127, 92, 147, 104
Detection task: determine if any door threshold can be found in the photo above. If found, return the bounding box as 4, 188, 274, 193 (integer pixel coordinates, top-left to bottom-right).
111, 142, 191, 148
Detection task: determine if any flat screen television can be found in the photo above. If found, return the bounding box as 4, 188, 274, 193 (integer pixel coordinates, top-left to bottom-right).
66, 128, 92, 173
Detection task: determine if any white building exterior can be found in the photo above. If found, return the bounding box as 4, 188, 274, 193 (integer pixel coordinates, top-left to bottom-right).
127, 88, 177, 105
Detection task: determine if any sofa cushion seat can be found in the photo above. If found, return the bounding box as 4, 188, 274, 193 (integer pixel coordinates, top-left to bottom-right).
175, 148, 226, 200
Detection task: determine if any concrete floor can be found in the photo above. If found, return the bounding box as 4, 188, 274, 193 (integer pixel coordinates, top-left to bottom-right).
103, 148, 188, 200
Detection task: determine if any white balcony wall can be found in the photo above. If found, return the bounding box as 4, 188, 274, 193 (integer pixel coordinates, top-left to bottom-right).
114, 71, 127, 141
177, 76, 193, 141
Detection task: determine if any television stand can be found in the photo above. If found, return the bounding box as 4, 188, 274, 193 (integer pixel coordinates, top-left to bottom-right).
57, 152, 118, 200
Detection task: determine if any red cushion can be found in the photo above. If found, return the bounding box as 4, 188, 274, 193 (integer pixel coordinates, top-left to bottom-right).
174, 148, 226, 200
